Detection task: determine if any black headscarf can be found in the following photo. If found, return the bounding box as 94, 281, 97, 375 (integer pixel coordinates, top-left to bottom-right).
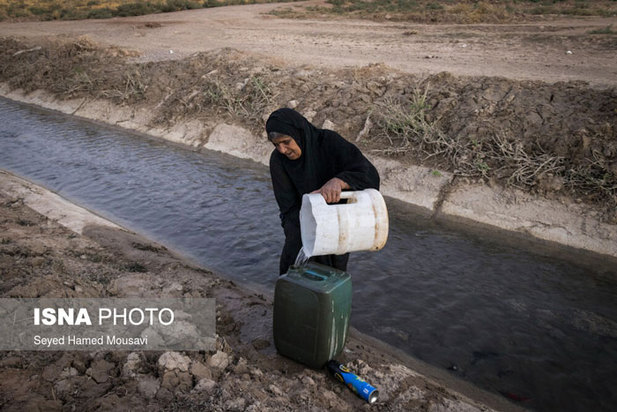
267, 107, 379, 199
266, 108, 380, 273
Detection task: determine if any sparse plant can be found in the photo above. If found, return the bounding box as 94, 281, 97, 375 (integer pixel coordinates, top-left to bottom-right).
485, 132, 565, 189
589, 25, 617, 35
202, 78, 236, 114
566, 148, 617, 206
233, 76, 275, 122
173, 74, 275, 124
0, 0, 302, 21
269, 0, 617, 23
374, 84, 439, 153
100, 69, 147, 102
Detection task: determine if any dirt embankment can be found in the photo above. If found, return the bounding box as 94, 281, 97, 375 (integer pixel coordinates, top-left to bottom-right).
0, 34, 616, 258
0, 170, 515, 411
1, 35, 615, 206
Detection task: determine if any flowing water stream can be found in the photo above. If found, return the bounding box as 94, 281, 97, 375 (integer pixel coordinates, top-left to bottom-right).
1, 97, 616, 411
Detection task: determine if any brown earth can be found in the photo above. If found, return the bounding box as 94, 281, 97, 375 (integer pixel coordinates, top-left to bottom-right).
0, 3, 615, 221
0, 3, 616, 411
1, 2, 616, 87
0, 172, 517, 411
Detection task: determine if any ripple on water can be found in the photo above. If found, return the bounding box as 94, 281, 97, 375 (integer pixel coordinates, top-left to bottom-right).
1, 97, 616, 411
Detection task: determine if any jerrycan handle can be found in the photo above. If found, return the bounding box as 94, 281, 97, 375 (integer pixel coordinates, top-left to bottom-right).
309, 191, 355, 206
302, 269, 328, 281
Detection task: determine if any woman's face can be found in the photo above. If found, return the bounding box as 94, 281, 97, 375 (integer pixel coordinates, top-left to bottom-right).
271, 135, 302, 160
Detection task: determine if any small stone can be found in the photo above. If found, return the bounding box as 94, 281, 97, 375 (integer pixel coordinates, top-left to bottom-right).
161, 370, 192, 393
158, 351, 191, 372
245, 403, 261, 412
193, 377, 217, 394
268, 384, 284, 397
302, 376, 315, 386
322, 119, 335, 130
250, 368, 263, 378
233, 358, 249, 375
162, 282, 183, 294
32, 257, 46, 267
207, 350, 229, 370
54, 379, 75, 396
86, 359, 115, 384
224, 398, 246, 411
155, 387, 173, 402
122, 352, 142, 377
59, 367, 79, 379
287, 100, 298, 109
190, 360, 212, 380
137, 375, 160, 399
303, 109, 317, 122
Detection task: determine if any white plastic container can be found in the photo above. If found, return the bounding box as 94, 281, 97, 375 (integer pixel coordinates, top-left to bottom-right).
300, 189, 389, 257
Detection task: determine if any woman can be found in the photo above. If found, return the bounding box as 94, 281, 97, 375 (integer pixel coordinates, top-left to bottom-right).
266, 108, 380, 275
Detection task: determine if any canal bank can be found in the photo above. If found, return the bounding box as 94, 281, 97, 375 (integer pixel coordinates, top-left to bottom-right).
1, 83, 616, 263
0, 168, 516, 411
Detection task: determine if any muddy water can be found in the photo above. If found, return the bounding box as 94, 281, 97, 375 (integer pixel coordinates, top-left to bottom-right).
1, 97, 616, 412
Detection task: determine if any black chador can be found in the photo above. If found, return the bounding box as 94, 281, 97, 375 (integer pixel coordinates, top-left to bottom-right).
266, 108, 380, 275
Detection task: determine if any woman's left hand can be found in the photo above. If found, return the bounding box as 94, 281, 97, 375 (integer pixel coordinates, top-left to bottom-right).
312, 177, 350, 203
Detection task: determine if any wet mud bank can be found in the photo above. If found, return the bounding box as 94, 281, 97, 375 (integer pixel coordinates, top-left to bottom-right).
1, 84, 616, 262
0, 169, 519, 411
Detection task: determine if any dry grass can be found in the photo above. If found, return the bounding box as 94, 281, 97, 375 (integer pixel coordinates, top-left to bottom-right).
371, 83, 616, 211
201, 76, 274, 122
270, 0, 617, 23
0, 0, 296, 21
1, 37, 615, 219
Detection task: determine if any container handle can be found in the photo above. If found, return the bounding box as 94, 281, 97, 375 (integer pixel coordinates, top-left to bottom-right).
339, 191, 356, 202
309, 191, 355, 205
302, 269, 328, 281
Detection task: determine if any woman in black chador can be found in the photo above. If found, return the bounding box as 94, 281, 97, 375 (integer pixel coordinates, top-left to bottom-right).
266, 108, 380, 275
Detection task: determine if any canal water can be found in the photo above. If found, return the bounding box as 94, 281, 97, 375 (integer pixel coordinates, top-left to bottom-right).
1, 97, 616, 411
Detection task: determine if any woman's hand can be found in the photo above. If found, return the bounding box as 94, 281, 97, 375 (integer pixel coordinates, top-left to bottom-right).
312, 177, 350, 203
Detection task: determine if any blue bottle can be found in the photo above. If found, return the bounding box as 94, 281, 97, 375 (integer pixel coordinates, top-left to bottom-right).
327, 360, 379, 404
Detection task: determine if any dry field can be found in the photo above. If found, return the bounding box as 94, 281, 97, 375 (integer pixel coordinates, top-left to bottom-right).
2, 0, 617, 22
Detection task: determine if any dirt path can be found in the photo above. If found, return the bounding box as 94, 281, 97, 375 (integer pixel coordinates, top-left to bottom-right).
1, 2, 616, 87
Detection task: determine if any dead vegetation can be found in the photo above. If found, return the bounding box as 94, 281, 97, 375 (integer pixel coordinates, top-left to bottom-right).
0, 36, 615, 221
270, 0, 617, 23
160, 72, 274, 125
370, 78, 616, 212
0, 0, 284, 22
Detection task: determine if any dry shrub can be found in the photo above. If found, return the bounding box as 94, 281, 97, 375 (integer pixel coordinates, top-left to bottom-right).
448, 2, 510, 24
1, 37, 615, 219
371, 82, 617, 213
